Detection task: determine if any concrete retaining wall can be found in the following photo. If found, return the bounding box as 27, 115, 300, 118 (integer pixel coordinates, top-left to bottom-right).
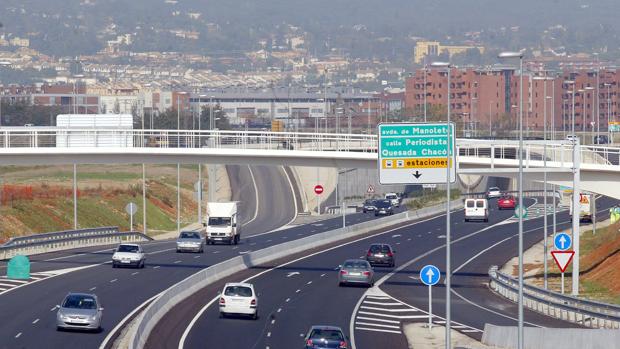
482, 324, 620, 349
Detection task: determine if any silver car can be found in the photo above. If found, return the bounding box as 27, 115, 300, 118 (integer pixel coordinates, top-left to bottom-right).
56, 293, 103, 331
338, 259, 374, 287
176, 231, 204, 253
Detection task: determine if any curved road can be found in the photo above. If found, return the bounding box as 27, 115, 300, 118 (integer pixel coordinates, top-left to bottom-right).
171, 196, 617, 349
0, 165, 297, 349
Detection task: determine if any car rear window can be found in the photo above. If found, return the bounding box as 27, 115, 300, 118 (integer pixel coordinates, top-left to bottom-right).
309, 329, 344, 341
343, 260, 370, 269
386, 195, 397, 199
224, 286, 252, 297
466, 200, 475, 208
369, 245, 390, 253
476, 200, 485, 208
63, 295, 97, 309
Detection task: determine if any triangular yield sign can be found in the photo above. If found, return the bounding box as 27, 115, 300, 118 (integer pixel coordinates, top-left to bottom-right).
551, 251, 575, 273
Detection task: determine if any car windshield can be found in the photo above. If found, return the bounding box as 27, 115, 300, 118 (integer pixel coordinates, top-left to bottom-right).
208, 217, 231, 226
62, 295, 97, 309
376, 200, 391, 208
386, 195, 397, 199
364, 200, 374, 205
180, 232, 200, 239
309, 329, 344, 341
369, 245, 390, 253
117, 245, 139, 253
489, 187, 500, 192
501, 196, 514, 200
224, 286, 252, 297
343, 260, 369, 269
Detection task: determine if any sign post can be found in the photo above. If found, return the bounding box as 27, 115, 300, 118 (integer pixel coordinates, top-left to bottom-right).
553, 232, 573, 294
420, 265, 441, 330
126, 202, 138, 231
314, 184, 323, 216
378, 123, 456, 184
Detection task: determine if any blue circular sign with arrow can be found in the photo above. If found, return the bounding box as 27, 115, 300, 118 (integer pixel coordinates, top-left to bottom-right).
420, 265, 441, 286
554, 233, 572, 251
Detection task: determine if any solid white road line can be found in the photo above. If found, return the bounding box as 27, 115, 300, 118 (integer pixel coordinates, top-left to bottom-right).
354, 321, 400, 329
98, 293, 162, 349
354, 327, 401, 334
244, 165, 261, 227
359, 306, 419, 312
357, 311, 427, 319
361, 300, 403, 306
355, 316, 399, 324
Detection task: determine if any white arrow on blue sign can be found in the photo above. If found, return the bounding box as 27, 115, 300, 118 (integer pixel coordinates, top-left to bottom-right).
554, 233, 572, 251
420, 265, 441, 286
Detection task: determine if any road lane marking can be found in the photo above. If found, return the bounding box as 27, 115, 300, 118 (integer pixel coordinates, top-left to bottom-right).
110, 279, 117, 283
15, 332, 22, 338
194, 256, 201, 259
89, 287, 97, 291
285, 298, 290, 303
174, 260, 181, 264
277, 308, 282, 313
355, 321, 400, 329
271, 319, 275, 324
306, 281, 312, 285
32, 319, 39, 324
153, 266, 160, 269
267, 332, 271, 337
356, 316, 399, 324
132, 272, 139, 275
354, 327, 401, 334
295, 289, 301, 293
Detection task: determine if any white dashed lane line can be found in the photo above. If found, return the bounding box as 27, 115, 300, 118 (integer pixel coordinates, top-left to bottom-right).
174, 260, 182, 264
32, 319, 39, 324
15, 333, 22, 339
110, 279, 118, 283
89, 287, 97, 291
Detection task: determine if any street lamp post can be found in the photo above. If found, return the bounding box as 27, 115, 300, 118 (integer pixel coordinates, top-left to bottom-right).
431, 61, 452, 349
424, 64, 428, 122
605, 83, 612, 141
498, 51, 524, 349
585, 86, 595, 142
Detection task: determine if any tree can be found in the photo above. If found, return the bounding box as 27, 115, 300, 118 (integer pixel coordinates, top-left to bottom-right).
199, 104, 230, 130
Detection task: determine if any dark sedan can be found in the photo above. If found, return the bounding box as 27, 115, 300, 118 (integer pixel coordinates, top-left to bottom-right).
362, 199, 377, 213
304, 325, 348, 349
366, 243, 395, 267
373, 200, 394, 216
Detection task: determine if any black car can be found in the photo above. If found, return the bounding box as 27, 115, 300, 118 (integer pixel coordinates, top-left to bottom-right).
374, 200, 394, 216
362, 199, 377, 213
304, 325, 348, 349
593, 135, 609, 144
366, 243, 395, 267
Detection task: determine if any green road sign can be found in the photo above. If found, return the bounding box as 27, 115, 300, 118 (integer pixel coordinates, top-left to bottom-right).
514, 205, 528, 219
7, 255, 30, 280
378, 123, 456, 184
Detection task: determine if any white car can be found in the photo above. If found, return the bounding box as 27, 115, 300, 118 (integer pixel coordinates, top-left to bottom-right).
486, 187, 502, 199
112, 243, 146, 268
385, 193, 400, 207
219, 282, 258, 319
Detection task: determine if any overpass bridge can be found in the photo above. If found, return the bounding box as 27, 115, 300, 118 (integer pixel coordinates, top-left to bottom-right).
0, 128, 618, 198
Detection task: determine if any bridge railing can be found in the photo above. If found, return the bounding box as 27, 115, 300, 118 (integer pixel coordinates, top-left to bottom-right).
0, 226, 153, 260
2, 128, 620, 167
488, 266, 620, 329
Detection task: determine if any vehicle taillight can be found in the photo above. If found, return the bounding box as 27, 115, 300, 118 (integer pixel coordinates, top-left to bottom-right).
339, 341, 347, 348
340, 270, 348, 275
366, 251, 372, 256
306, 339, 314, 346
387, 252, 394, 257
363, 271, 371, 276
219, 297, 225, 305
250, 299, 256, 305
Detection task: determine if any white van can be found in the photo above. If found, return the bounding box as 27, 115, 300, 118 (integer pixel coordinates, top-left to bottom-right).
464, 198, 489, 222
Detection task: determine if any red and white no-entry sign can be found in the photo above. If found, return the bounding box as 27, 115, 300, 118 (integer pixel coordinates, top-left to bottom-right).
314, 185, 324, 195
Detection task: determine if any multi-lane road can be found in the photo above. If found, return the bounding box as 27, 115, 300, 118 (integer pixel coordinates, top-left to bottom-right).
148, 195, 616, 349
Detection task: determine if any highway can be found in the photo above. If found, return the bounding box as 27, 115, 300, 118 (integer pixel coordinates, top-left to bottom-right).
154, 195, 616, 349
0, 164, 406, 349
0, 165, 299, 349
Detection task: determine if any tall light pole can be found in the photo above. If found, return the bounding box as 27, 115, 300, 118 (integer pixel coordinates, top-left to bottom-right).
605, 83, 612, 141
431, 61, 452, 349
499, 51, 524, 349
176, 91, 187, 234
585, 86, 595, 142
423, 64, 428, 122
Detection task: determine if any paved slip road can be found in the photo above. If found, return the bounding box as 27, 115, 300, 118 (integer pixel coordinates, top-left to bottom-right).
174, 196, 617, 349
0, 165, 299, 349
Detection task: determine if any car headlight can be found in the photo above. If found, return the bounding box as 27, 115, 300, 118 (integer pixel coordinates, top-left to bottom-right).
112, 255, 119, 260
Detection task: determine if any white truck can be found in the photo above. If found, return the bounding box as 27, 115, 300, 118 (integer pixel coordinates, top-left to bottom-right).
569, 193, 594, 223
205, 202, 241, 245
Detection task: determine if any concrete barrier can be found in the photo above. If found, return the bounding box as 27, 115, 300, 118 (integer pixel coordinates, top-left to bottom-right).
129, 199, 463, 349
482, 324, 620, 349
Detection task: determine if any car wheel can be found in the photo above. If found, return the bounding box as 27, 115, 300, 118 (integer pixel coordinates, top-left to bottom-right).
112, 263, 116, 268
219, 312, 225, 319
252, 311, 258, 320
338, 282, 343, 287
363, 209, 367, 213
56, 326, 63, 332
485, 218, 489, 223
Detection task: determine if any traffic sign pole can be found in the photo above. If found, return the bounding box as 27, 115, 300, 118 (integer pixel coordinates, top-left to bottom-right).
561, 272, 565, 294
428, 284, 432, 330
571, 140, 581, 296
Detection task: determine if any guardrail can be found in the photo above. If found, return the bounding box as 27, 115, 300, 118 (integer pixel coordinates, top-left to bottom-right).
0, 227, 153, 260
129, 199, 463, 349
489, 266, 620, 329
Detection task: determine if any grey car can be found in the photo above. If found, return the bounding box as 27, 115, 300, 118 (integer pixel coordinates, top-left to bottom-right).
366, 243, 396, 267
338, 259, 374, 287
362, 199, 377, 213
56, 293, 103, 331
176, 231, 204, 253
304, 325, 349, 349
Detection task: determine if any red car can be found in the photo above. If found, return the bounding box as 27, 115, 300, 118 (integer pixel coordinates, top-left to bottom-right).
498, 196, 516, 210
